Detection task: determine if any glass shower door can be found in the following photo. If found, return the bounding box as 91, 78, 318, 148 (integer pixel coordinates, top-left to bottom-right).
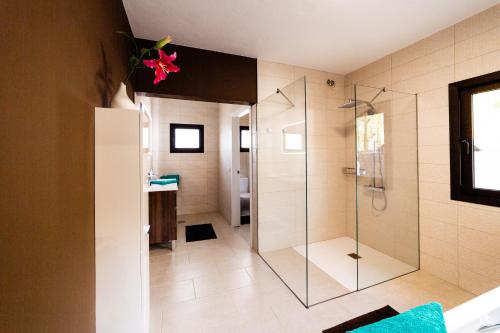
354, 84, 419, 290
257, 77, 308, 306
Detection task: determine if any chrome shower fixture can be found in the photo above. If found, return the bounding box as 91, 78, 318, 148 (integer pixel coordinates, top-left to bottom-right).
338, 87, 386, 116
276, 88, 295, 107
339, 99, 376, 116
338, 86, 388, 212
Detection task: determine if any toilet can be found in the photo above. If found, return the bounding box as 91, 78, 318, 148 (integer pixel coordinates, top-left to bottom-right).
240, 177, 250, 221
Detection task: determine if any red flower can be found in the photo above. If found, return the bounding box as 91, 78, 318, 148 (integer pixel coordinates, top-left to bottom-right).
143, 50, 180, 84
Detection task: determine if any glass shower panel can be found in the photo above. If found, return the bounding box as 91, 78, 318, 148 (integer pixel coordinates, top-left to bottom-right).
305, 82, 357, 306
354, 85, 419, 290
257, 77, 308, 305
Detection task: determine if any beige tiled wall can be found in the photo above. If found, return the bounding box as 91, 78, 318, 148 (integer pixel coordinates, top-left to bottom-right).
257, 60, 346, 251
345, 4, 500, 295
152, 98, 219, 215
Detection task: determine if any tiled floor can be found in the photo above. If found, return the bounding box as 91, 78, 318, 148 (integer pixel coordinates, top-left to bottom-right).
261, 247, 350, 305
295, 237, 416, 291
150, 212, 474, 333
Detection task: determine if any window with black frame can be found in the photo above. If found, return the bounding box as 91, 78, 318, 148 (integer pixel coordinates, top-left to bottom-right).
170, 123, 204, 153
240, 126, 250, 152
449, 70, 500, 207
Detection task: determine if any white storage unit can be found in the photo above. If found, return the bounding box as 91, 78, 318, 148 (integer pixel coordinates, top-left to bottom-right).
95, 107, 148, 333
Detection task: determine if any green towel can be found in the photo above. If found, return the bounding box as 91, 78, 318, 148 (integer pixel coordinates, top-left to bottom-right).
150, 179, 177, 186
349, 302, 447, 333
160, 174, 180, 185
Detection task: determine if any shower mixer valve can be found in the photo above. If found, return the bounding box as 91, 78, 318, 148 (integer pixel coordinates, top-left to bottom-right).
364, 185, 385, 192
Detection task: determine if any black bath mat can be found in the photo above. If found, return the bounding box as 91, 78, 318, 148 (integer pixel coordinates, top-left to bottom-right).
322, 305, 399, 333
185, 223, 217, 242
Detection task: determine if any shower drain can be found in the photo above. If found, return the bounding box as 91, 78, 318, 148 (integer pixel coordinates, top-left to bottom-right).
347, 253, 362, 259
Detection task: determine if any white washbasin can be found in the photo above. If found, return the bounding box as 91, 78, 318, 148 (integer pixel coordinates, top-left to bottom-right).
144, 183, 178, 192
445, 287, 500, 333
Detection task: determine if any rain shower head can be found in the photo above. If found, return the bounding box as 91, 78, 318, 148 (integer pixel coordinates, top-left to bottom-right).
338, 98, 372, 109
338, 99, 376, 116
338, 99, 360, 109
338, 87, 386, 116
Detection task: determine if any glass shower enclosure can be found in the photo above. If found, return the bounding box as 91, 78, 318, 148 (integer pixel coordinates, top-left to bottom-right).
257, 78, 419, 307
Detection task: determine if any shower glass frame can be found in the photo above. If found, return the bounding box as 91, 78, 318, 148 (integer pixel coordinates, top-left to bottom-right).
256, 76, 309, 307
256, 79, 420, 308
354, 84, 420, 293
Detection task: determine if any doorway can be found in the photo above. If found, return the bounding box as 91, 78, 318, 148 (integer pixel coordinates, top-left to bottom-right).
135, 96, 255, 244
217, 104, 252, 236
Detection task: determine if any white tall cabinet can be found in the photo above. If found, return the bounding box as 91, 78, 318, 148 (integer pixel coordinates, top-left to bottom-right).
95, 107, 149, 333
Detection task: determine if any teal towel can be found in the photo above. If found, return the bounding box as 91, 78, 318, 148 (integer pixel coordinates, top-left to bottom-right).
160, 174, 180, 185
150, 178, 177, 186
349, 302, 447, 333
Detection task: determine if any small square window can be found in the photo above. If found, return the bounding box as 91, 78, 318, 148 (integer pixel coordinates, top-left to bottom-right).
240, 126, 250, 152
282, 122, 305, 154
356, 113, 384, 153
284, 133, 302, 150
170, 123, 204, 153
449, 70, 500, 207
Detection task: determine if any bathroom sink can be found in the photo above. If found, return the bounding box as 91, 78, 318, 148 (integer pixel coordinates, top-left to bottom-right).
145, 183, 178, 192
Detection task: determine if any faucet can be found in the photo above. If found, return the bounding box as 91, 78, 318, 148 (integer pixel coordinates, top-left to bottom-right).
147, 169, 157, 183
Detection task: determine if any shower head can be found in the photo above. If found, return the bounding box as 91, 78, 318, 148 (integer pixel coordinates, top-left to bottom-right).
338, 98, 372, 109
338, 87, 386, 116
338, 99, 376, 116
338, 99, 361, 109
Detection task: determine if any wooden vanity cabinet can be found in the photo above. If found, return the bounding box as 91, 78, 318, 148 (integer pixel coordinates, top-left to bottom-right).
149, 190, 177, 244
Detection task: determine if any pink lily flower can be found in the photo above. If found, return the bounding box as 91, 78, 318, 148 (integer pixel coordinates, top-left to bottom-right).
143, 50, 180, 84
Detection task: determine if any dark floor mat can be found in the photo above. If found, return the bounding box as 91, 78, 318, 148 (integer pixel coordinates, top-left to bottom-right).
185, 223, 217, 242
322, 305, 399, 333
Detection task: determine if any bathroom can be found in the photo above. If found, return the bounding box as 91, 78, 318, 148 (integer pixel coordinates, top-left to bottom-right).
137, 95, 253, 246
5, 1, 500, 332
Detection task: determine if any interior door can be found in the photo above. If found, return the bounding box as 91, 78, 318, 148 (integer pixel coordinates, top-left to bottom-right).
231, 115, 241, 226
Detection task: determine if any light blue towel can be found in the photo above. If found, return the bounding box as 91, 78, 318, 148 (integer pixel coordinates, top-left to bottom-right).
160, 174, 180, 185
150, 178, 177, 186
349, 302, 447, 333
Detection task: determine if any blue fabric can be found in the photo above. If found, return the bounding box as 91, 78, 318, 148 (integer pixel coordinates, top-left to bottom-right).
160, 174, 180, 185
348, 302, 447, 333
150, 178, 177, 185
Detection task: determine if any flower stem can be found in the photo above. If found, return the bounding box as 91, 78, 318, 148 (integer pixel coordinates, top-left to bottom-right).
124, 46, 157, 83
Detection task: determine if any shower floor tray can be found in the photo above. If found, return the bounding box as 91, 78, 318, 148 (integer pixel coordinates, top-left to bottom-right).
294, 237, 416, 291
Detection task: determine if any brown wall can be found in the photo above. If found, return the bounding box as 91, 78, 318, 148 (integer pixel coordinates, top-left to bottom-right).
133, 39, 258, 105
0, 1, 132, 332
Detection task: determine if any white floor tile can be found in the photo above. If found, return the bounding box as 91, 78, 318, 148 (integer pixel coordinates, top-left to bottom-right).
151, 212, 474, 333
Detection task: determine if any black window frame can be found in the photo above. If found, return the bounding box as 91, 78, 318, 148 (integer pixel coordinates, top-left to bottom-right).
240, 126, 250, 152
449, 70, 500, 207
170, 123, 204, 153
